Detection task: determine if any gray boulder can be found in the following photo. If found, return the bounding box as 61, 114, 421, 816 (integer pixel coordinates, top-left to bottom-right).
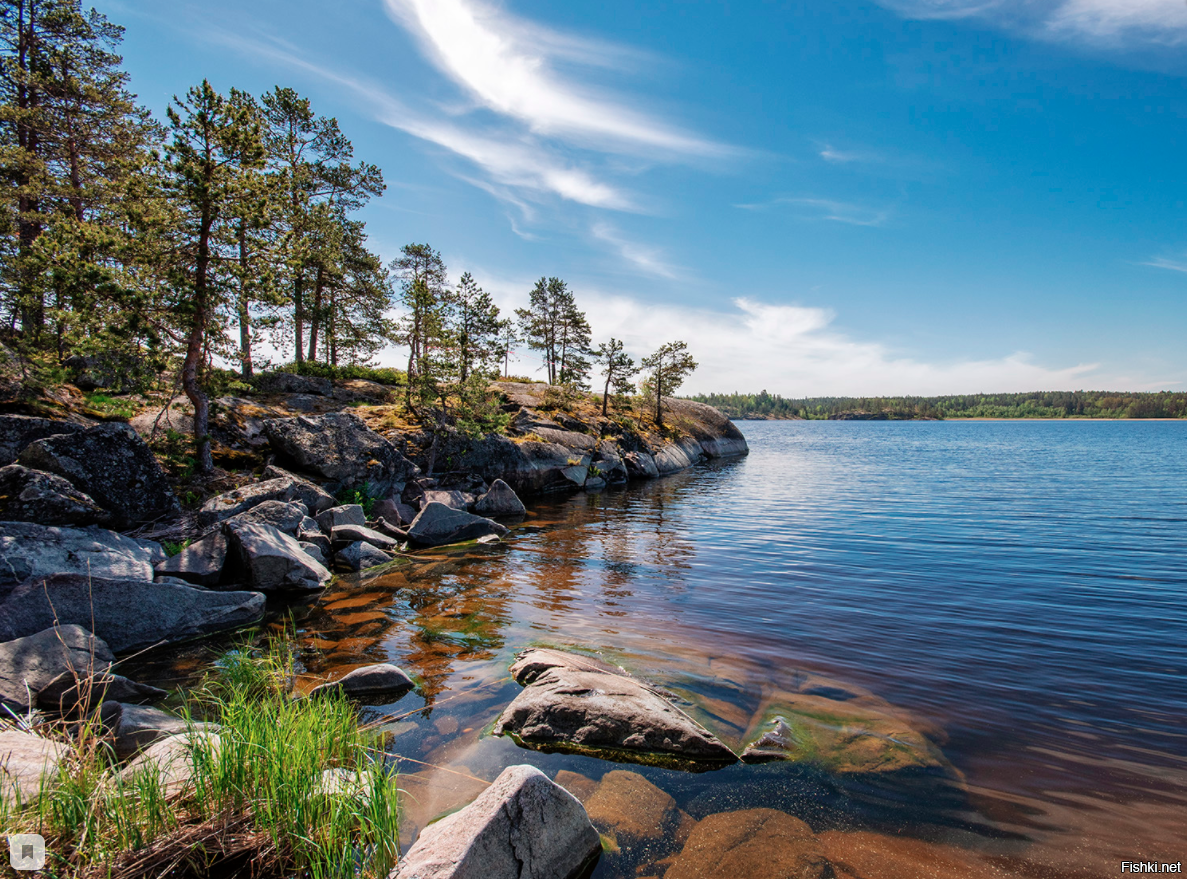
260, 466, 336, 514
226, 522, 331, 592
0, 464, 109, 526
392, 764, 601, 879
333, 541, 392, 573
0, 415, 85, 466
299, 541, 328, 567
120, 730, 220, 796
315, 503, 366, 531
198, 477, 334, 528
473, 479, 526, 518
222, 499, 306, 536
0, 624, 114, 712
99, 701, 216, 760
0, 522, 163, 585
154, 531, 227, 587
0, 729, 68, 806
0, 574, 265, 653
264, 412, 419, 495
406, 502, 508, 548
17, 423, 178, 527
374, 498, 416, 527
298, 529, 331, 557
623, 451, 659, 479
254, 371, 333, 397
330, 523, 398, 551
37, 669, 166, 715
493, 648, 736, 768
309, 663, 414, 700
421, 489, 472, 511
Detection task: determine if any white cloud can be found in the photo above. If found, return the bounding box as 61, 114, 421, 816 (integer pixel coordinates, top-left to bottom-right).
590, 223, 683, 279
1141, 256, 1187, 274
879, 0, 1187, 47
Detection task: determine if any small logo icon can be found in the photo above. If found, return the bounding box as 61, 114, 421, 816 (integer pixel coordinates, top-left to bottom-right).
8, 834, 46, 871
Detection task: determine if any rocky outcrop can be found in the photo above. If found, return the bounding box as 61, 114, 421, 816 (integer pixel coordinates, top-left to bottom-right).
221, 499, 307, 536
653, 437, 706, 475
255, 372, 333, 397
493, 648, 737, 768
0, 415, 85, 466
663, 809, 832, 879
0, 464, 108, 526
225, 522, 331, 592
392, 764, 601, 879
309, 663, 414, 700
406, 503, 508, 548
0, 729, 68, 805
198, 476, 333, 528
473, 479, 526, 517
264, 412, 419, 495
0, 522, 163, 585
0, 574, 265, 653
0, 624, 113, 712
154, 532, 228, 587
660, 398, 750, 458
623, 451, 659, 479
17, 423, 178, 527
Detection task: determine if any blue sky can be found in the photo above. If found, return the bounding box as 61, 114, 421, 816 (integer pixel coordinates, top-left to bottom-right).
101, 0, 1187, 395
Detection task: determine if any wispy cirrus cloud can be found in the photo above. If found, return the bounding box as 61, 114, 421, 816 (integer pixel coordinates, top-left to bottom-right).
736, 196, 891, 227
877, 0, 1187, 47
590, 223, 683, 280
1141, 256, 1187, 274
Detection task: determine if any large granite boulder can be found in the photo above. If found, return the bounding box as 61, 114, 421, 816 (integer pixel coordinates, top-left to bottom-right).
254, 371, 333, 397
659, 398, 750, 458
493, 649, 737, 768
17, 423, 178, 526
473, 479, 526, 518
0, 624, 113, 712
334, 541, 392, 573
154, 531, 228, 587
0, 415, 85, 466
0, 729, 68, 806
392, 764, 601, 879
0, 574, 265, 653
264, 412, 419, 495
0, 522, 162, 585
421, 489, 473, 511
330, 523, 398, 551
663, 809, 831, 879
0, 464, 108, 526
315, 503, 366, 531
198, 477, 334, 528
309, 663, 414, 700
221, 499, 307, 536
225, 522, 331, 592
37, 669, 166, 715
405, 502, 508, 548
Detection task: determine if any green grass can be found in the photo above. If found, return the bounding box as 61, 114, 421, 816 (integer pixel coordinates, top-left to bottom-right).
83, 392, 140, 421
0, 639, 401, 878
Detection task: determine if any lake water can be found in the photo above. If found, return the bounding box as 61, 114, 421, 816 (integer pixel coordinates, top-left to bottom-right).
279, 420, 1186, 877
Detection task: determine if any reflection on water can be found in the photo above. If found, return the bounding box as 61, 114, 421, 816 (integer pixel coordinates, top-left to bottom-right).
169, 421, 1187, 877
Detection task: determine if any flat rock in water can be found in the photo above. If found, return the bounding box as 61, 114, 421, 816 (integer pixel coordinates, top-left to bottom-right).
0, 624, 114, 712
316, 503, 366, 531
17, 422, 178, 526
392, 764, 601, 879
0, 522, 162, 585
334, 540, 392, 572
331, 523, 398, 550
264, 412, 419, 495
225, 522, 331, 592
0, 415, 85, 466
493, 649, 737, 768
154, 531, 228, 587
0, 574, 265, 653
221, 499, 306, 536
473, 479, 526, 517
406, 502, 508, 548
0, 729, 68, 806
310, 663, 414, 700
0, 464, 108, 526
37, 669, 166, 715
663, 808, 832, 879
584, 769, 677, 848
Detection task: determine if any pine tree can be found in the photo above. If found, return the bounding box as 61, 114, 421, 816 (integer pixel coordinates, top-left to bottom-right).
594, 337, 636, 416
641, 340, 697, 427
515, 276, 589, 386
453, 271, 501, 383
393, 242, 448, 408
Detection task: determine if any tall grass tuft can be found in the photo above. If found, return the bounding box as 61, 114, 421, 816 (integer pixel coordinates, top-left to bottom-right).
2, 636, 401, 878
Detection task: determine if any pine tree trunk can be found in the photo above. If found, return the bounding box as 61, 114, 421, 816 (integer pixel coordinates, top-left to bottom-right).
237, 222, 252, 378
16, 0, 44, 339
184, 207, 215, 474
307, 264, 323, 362
328, 285, 337, 367
603, 371, 611, 416
293, 270, 305, 366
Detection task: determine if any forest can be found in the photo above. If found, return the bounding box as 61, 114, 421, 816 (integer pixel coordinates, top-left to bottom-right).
0, 1, 697, 472
688, 390, 1187, 420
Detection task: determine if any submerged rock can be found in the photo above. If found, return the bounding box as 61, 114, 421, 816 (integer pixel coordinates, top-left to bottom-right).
17, 422, 178, 526
0, 729, 68, 806
406, 502, 508, 548
473, 479, 526, 517
0, 522, 162, 585
584, 770, 678, 849
225, 522, 331, 593
0, 624, 114, 712
309, 663, 414, 700
663, 808, 832, 879
264, 412, 419, 495
0, 464, 108, 526
0, 574, 265, 653
392, 764, 601, 879
493, 648, 737, 768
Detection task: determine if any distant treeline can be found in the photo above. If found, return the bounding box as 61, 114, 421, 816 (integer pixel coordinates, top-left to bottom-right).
686, 390, 1187, 420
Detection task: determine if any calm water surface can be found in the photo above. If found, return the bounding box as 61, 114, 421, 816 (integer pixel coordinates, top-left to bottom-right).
286, 421, 1187, 877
